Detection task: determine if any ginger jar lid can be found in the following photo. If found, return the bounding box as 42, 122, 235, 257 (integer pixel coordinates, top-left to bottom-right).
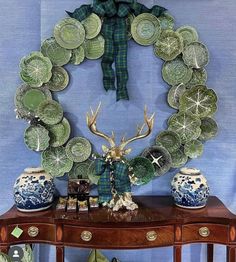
24, 167, 45, 174
180, 167, 200, 175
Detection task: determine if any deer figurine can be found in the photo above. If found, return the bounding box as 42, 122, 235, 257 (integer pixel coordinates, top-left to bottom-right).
87, 103, 155, 211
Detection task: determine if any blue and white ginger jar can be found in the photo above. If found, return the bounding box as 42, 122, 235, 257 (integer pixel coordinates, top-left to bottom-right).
13, 167, 55, 212
171, 167, 210, 209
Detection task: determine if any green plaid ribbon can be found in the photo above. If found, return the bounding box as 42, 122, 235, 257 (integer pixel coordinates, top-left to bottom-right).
95, 158, 130, 203
67, 1, 166, 101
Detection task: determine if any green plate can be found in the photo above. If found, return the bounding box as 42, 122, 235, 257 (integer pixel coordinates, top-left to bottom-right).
41, 37, 72, 66
131, 13, 161, 46
54, 18, 85, 49
46, 66, 69, 92
157, 12, 175, 30
126, 13, 135, 40
176, 26, 198, 46
184, 140, 203, 159
20, 51, 52, 87
162, 57, 193, 86
14, 84, 52, 118
70, 45, 85, 65
167, 84, 187, 109
37, 100, 63, 125
24, 124, 50, 152
47, 117, 71, 147
129, 157, 155, 185
168, 112, 201, 143
182, 42, 209, 69
81, 13, 102, 40
0, 253, 11, 262
154, 30, 183, 61
179, 85, 218, 118
66, 137, 92, 162
155, 130, 181, 153
199, 117, 218, 141
186, 68, 207, 89
84, 35, 105, 59
142, 146, 172, 176
68, 160, 92, 179
170, 148, 188, 168
88, 161, 100, 185
41, 146, 73, 177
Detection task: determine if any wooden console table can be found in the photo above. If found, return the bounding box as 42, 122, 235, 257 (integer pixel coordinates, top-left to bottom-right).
0, 196, 236, 262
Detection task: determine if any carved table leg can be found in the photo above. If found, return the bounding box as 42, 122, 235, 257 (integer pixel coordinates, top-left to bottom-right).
56, 245, 64, 262
207, 244, 214, 262
227, 246, 236, 262
173, 245, 182, 262
0, 245, 9, 254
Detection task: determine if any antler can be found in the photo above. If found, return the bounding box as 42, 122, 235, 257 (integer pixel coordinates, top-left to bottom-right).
86, 102, 116, 147
120, 106, 155, 150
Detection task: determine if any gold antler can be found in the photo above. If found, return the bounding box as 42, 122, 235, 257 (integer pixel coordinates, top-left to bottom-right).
120, 106, 155, 150
86, 102, 116, 147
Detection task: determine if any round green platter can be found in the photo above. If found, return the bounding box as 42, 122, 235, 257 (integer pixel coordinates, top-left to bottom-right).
46, 66, 69, 92
81, 13, 102, 40
84, 35, 105, 60
176, 25, 198, 46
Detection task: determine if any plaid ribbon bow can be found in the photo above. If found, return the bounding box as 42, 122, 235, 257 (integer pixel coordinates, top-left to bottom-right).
67, 1, 166, 101
95, 158, 131, 203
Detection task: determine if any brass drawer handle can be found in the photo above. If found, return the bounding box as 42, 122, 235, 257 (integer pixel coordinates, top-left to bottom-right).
199, 227, 210, 237
28, 226, 39, 237
81, 231, 92, 242
146, 231, 157, 242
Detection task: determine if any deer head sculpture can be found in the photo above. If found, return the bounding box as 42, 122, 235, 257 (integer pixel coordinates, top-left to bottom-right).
86, 102, 155, 161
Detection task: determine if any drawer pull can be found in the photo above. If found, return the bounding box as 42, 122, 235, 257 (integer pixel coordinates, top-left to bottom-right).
28, 226, 39, 237
146, 231, 157, 242
81, 231, 92, 242
199, 227, 210, 237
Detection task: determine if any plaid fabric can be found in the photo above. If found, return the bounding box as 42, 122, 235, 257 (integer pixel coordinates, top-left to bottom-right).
113, 162, 131, 194
130, 3, 166, 16
102, 0, 117, 17
117, 3, 130, 17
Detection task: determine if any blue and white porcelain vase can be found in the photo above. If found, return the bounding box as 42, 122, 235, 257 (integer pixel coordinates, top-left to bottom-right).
13, 167, 55, 212
171, 167, 210, 209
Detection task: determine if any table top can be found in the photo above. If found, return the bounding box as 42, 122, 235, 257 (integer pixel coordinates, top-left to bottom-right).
1, 196, 235, 227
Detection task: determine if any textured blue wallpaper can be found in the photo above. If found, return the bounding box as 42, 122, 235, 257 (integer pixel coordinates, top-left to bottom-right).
0, 0, 236, 261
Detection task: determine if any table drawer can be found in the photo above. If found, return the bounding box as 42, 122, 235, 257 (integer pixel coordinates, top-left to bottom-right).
182, 223, 229, 244
64, 225, 174, 248
7, 223, 55, 243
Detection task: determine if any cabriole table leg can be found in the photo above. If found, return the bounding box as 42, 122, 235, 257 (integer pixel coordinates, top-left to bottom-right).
207, 244, 214, 262
227, 246, 236, 262
56, 245, 64, 262
174, 245, 182, 262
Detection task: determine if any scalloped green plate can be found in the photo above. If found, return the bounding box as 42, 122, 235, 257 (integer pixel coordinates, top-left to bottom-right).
131, 13, 161, 46
20, 51, 52, 87
84, 35, 105, 59
41, 37, 72, 66
155, 130, 181, 153
176, 26, 198, 46
24, 124, 50, 152
88, 161, 100, 185
37, 100, 63, 125
182, 42, 209, 69
154, 30, 183, 61
179, 85, 218, 118
184, 140, 203, 158
199, 117, 218, 141
170, 148, 188, 168
157, 12, 175, 30
54, 18, 85, 49
70, 45, 85, 65
68, 160, 92, 179
167, 84, 187, 109
41, 146, 73, 177
66, 137, 92, 162
162, 57, 193, 86
46, 66, 69, 92
81, 13, 102, 40
14, 84, 52, 118
129, 156, 155, 185
142, 146, 172, 176
47, 117, 71, 147
168, 112, 201, 143
186, 68, 207, 89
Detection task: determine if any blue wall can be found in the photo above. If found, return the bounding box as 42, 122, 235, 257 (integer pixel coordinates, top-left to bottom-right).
0, 0, 236, 261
